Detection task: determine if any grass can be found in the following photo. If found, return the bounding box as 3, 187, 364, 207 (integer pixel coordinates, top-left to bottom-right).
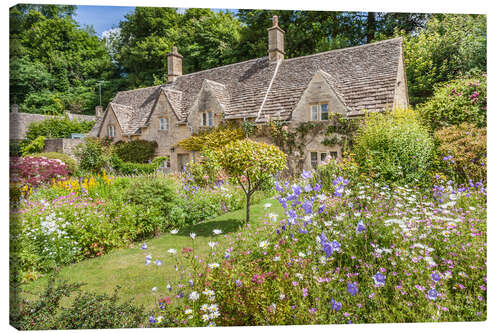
19, 198, 285, 310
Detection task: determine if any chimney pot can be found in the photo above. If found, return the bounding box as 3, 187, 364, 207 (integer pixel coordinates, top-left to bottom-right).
167, 45, 183, 83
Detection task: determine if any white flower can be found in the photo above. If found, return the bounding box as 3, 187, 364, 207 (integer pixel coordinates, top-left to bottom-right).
168, 248, 177, 254
298, 252, 306, 258
201, 314, 210, 322
152, 286, 158, 292
269, 213, 278, 222
202, 289, 215, 297
208, 304, 219, 312
146, 254, 152, 260
190, 233, 196, 239
212, 229, 222, 235
317, 194, 327, 201
188, 291, 200, 301
273, 256, 281, 261
295, 273, 304, 280
210, 310, 220, 319
264, 203, 272, 209
324, 220, 332, 227
280, 293, 286, 300
157, 316, 164, 323
185, 309, 193, 315
259, 240, 269, 249
170, 229, 179, 234
208, 263, 220, 269
200, 304, 209, 312
208, 241, 217, 248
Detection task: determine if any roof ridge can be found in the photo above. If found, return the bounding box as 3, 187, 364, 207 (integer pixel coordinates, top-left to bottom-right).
115, 85, 162, 95
282, 37, 403, 63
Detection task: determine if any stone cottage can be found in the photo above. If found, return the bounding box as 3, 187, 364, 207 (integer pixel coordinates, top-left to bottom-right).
89, 16, 409, 172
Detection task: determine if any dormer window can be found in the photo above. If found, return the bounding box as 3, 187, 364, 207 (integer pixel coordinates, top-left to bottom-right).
311, 103, 329, 121
159, 117, 169, 131
202, 111, 214, 127
108, 125, 116, 137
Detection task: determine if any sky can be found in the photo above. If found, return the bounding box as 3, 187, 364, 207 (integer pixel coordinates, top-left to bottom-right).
74, 5, 237, 37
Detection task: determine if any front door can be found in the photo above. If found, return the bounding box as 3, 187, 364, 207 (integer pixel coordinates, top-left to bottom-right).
177, 153, 189, 172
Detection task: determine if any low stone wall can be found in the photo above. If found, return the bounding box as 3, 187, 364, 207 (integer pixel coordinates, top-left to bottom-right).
43, 138, 82, 158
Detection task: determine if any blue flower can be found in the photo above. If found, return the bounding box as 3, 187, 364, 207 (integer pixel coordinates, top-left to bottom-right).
304, 183, 313, 192
318, 204, 326, 215
313, 183, 322, 192
356, 220, 366, 233
428, 289, 438, 301
301, 201, 313, 215
155, 260, 163, 266
331, 240, 341, 252
287, 209, 297, 219
235, 279, 242, 287
331, 298, 342, 312
189, 279, 194, 288
431, 272, 441, 282
302, 170, 312, 179
149, 315, 157, 324
323, 242, 334, 258
275, 181, 283, 192
141, 243, 147, 250
347, 283, 358, 296
372, 272, 386, 287
292, 184, 303, 196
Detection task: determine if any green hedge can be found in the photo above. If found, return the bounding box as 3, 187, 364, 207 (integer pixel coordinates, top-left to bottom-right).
25, 116, 95, 142
113, 140, 158, 163
111, 155, 168, 175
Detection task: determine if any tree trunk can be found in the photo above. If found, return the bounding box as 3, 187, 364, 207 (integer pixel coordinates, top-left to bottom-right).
246, 192, 251, 224
366, 12, 376, 43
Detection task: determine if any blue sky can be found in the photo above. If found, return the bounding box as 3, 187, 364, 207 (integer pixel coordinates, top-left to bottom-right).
74, 5, 237, 37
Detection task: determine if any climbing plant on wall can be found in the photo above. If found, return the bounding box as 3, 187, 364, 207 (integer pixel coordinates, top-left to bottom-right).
177, 123, 245, 151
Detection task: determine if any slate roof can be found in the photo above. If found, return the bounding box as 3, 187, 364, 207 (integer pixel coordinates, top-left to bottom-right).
91, 37, 403, 135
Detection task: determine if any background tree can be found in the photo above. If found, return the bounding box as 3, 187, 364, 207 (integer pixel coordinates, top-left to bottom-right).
215, 139, 287, 224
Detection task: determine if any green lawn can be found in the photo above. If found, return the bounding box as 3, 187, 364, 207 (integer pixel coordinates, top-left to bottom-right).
19, 198, 284, 310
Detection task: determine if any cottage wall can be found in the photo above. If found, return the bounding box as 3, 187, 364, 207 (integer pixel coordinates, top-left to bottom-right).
98, 108, 123, 142
393, 50, 410, 109
186, 85, 226, 133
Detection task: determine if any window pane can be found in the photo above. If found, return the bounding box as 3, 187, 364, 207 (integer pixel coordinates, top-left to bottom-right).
311, 152, 318, 169
208, 112, 213, 126
166, 118, 169, 130
202, 113, 206, 126
321, 104, 329, 120
320, 152, 327, 161
311, 105, 318, 120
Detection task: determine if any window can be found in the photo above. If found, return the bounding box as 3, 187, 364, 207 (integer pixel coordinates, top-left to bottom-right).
202, 111, 214, 127
159, 117, 169, 131
310, 152, 318, 169
311, 103, 329, 121
108, 125, 116, 137
320, 152, 327, 162
330, 151, 338, 159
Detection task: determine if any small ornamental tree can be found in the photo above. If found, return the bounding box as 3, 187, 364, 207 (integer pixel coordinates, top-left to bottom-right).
215, 139, 287, 223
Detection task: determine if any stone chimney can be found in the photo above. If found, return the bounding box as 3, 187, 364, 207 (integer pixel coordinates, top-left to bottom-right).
167, 46, 183, 83
268, 15, 285, 62
11, 104, 19, 113
95, 105, 103, 117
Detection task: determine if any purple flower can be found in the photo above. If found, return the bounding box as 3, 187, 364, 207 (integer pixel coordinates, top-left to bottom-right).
235, 279, 242, 287
302, 288, 308, 297
431, 272, 441, 282
302, 170, 312, 179
372, 272, 386, 287
331, 298, 342, 312
189, 279, 194, 288
155, 260, 163, 266
304, 183, 313, 192
347, 283, 358, 296
428, 289, 438, 301
287, 209, 297, 219
275, 181, 283, 192
141, 243, 147, 250
301, 201, 313, 215
331, 240, 341, 252
149, 316, 156, 324
356, 220, 366, 233
313, 183, 322, 192
318, 204, 326, 215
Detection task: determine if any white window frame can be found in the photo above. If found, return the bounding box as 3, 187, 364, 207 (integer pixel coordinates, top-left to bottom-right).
311, 103, 329, 121
159, 117, 169, 131
311, 150, 339, 169
201, 111, 214, 127
108, 125, 116, 137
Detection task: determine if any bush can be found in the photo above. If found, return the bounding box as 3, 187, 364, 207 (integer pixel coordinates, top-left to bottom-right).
353, 108, 434, 184
10, 140, 22, 157
111, 155, 168, 175
10, 156, 69, 187
21, 135, 45, 155
25, 116, 95, 142
113, 139, 158, 163
28, 152, 78, 175
11, 278, 145, 330
314, 153, 366, 194
417, 74, 487, 130
74, 137, 113, 174
433, 123, 486, 183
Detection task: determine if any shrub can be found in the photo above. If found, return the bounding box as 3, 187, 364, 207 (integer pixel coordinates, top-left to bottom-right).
433, 123, 486, 183
178, 124, 245, 151
214, 139, 287, 223
113, 139, 158, 163
314, 153, 366, 194
353, 108, 434, 184
28, 152, 78, 175
74, 137, 113, 174
10, 140, 22, 157
417, 74, 487, 130
111, 155, 168, 175
11, 278, 145, 330
10, 156, 69, 187
25, 116, 95, 142
21, 135, 45, 155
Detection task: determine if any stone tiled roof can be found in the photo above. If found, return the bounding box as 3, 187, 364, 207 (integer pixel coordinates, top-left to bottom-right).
91, 37, 403, 135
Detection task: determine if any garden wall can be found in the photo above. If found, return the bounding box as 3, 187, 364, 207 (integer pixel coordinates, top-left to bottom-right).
43, 138, 82, 158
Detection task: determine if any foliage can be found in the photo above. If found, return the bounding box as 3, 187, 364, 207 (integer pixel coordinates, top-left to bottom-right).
417, 74, 487, 130
10, 156, 69, 187
10, 5, 116, 113
184, 151, 224, 187
28, 152, 78, 175
113, 139, 158, 163
11, 278, 145, 330
10, 140, 22, 157
433, 123, 486, 183
399, 14, 486, 105
21, 135, 45, 155
150, 175, 486, 326
110, 155, 168, 175
353, 108, 434, 184
74, 137, 113, 174
24, 116, 95, 142
314, 153, 366, 194
215, 139, 287, 223
178, 125, 245, 152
